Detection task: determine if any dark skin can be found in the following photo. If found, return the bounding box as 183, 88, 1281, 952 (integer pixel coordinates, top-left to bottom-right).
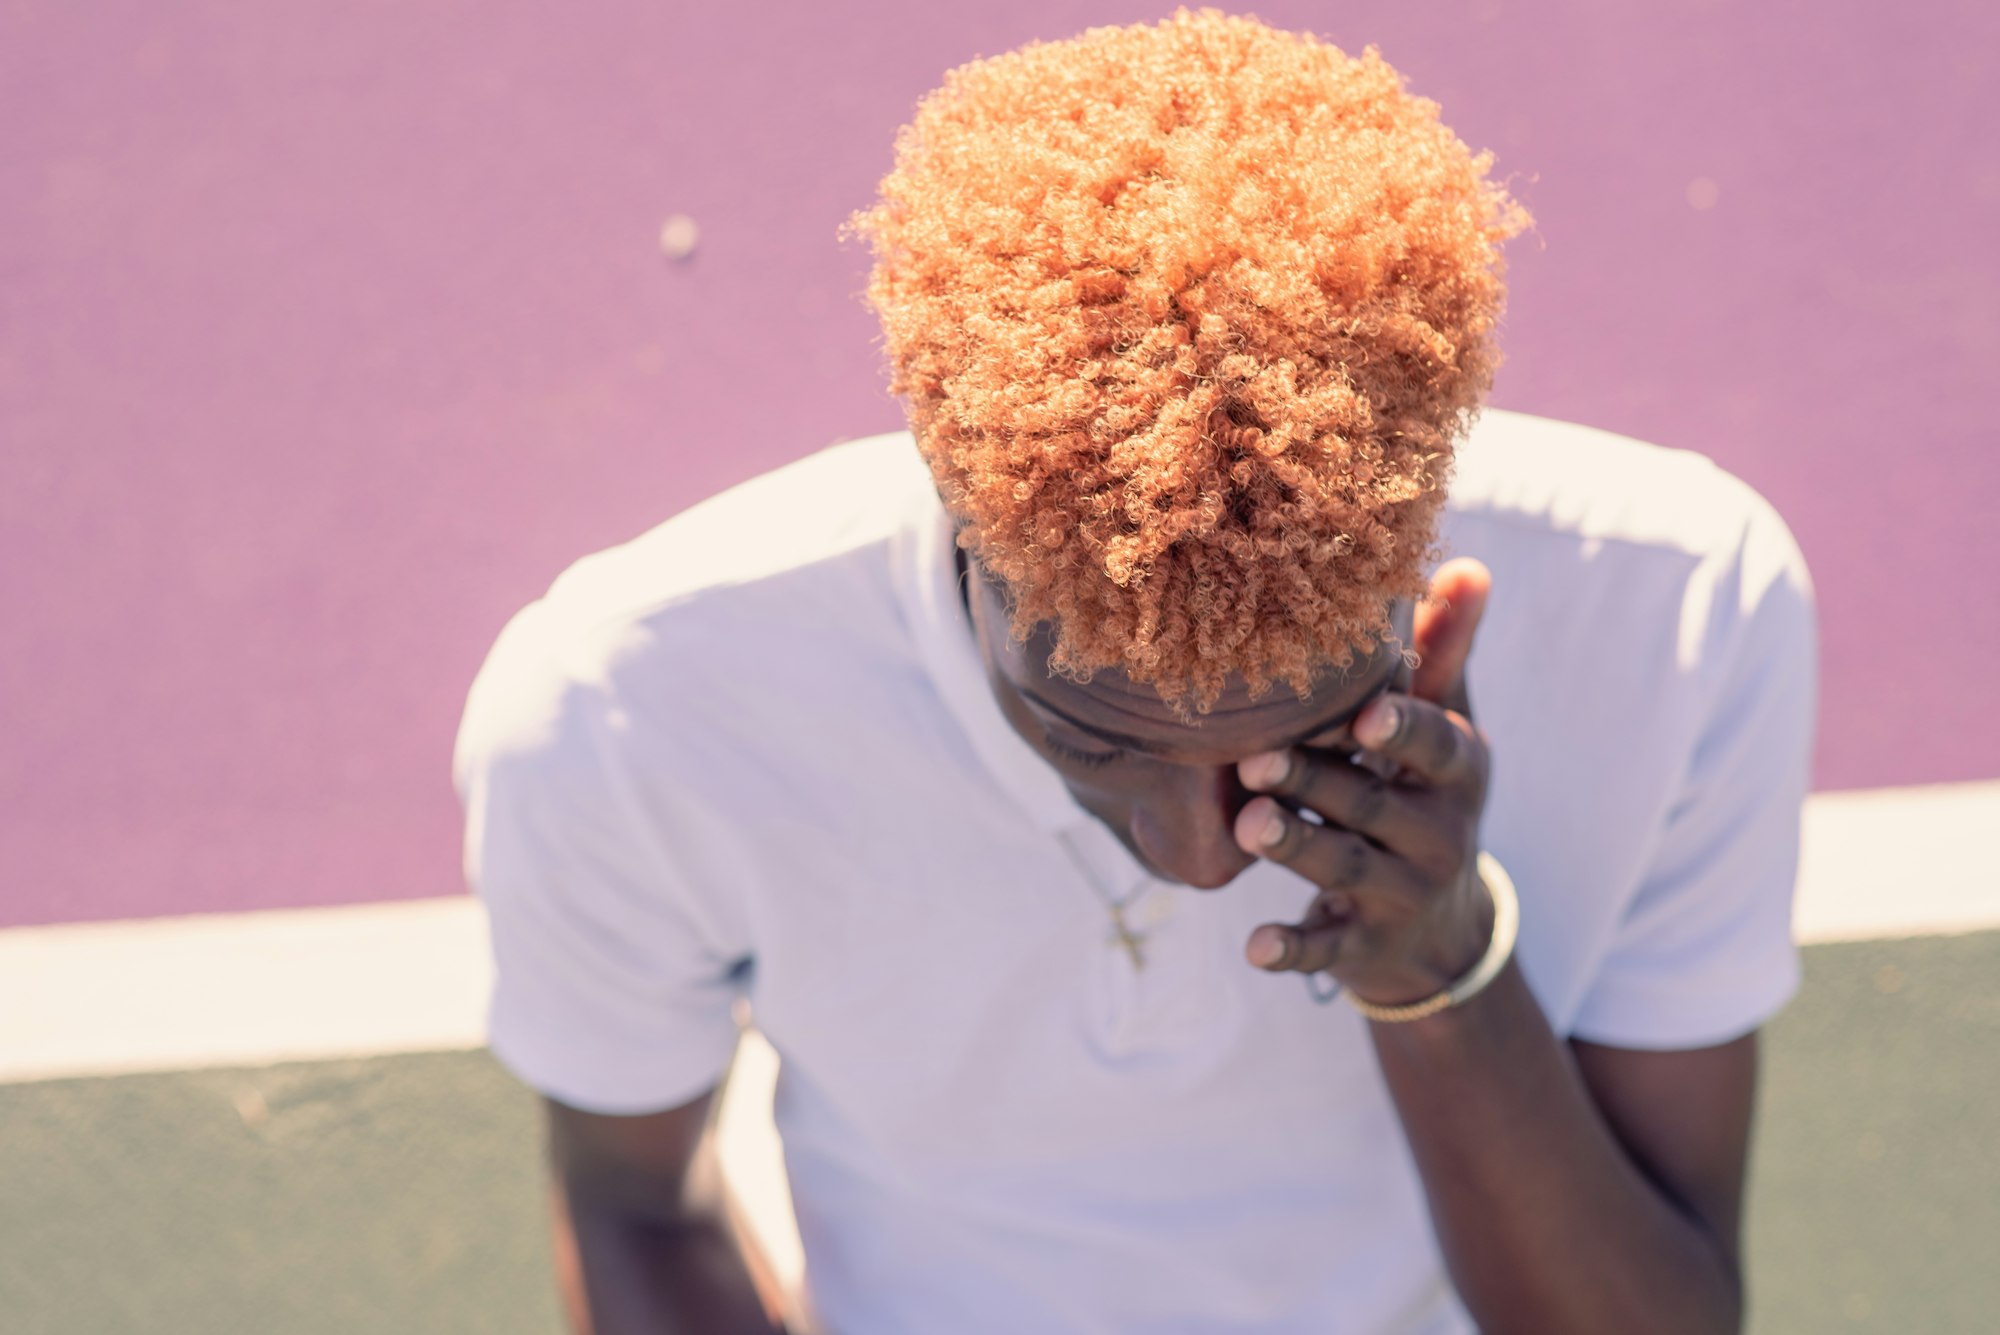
543, 1090, 787, 1334
966, 552, 1756, 1334
538, 554, 1757, 1334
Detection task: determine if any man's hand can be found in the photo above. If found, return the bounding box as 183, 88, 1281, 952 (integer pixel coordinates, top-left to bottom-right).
1231, 558, 1497, 1005
1228, 556, 1753, 1334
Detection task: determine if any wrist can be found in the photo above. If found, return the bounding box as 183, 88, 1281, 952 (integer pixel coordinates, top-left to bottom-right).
1345, 851, 1516, 1022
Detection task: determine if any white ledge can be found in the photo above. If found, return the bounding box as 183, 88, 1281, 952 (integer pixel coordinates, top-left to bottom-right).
1, 780, 1995, 1088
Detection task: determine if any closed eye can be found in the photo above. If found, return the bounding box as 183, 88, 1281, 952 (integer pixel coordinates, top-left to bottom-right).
1044, 734, 1124, 769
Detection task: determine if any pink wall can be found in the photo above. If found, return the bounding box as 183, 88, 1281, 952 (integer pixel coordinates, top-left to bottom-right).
4, 2, 1995, 927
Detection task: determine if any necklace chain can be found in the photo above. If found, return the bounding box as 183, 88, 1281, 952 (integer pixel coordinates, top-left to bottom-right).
1058, 829, 1155, 971
1104, 899, 1148, 970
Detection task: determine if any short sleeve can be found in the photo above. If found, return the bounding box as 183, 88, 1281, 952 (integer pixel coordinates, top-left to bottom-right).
453, 607, 746, 1113
1570, 488, 1819, 1050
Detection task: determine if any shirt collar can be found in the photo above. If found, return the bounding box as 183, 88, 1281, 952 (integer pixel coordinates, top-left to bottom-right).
892, 483, 1093, 835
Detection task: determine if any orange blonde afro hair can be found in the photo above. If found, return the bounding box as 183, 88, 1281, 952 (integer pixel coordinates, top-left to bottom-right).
843, 7, 1531, 713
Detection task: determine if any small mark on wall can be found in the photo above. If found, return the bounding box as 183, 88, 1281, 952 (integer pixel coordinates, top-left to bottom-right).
660, 213, 699, 260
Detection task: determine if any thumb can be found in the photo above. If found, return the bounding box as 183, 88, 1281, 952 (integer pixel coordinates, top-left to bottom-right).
1409, 557, 1492, 719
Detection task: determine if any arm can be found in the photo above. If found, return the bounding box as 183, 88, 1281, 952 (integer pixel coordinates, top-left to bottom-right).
1370, 966, 1754, 1333
1233, 557, 1778, 1333
544, 1090, 787, 1335
453, 629, 784, 1327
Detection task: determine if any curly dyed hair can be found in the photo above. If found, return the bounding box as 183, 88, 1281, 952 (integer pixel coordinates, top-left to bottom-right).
843, 7, 1530, 714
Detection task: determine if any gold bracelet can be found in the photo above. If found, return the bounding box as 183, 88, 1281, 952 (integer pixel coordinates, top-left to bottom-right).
1344, 851, 1520, 1024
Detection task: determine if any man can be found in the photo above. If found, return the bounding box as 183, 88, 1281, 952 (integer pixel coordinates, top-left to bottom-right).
454, 11, 1816, 1333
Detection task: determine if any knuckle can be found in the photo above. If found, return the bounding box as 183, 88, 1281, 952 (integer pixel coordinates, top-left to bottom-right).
1351, 771, 1391, 826
1425, 716, 1462, 775
1294, 947, 1338, 977
1268, 812, 1307, 861
1335, 835, 1370, 889
1291, 929, 1342, 976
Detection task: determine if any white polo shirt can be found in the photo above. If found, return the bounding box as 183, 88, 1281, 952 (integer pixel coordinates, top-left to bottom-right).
453, 408, 1817, 1335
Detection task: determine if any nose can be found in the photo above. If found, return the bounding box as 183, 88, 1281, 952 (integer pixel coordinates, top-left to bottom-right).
1128, 765, 1257, 890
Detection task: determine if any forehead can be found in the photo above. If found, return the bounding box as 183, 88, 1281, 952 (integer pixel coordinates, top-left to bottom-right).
983, 582, 1413, 761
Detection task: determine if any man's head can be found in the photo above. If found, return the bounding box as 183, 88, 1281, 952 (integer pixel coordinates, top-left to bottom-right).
846, 9, 1525, 880
963, 544, 1419, 887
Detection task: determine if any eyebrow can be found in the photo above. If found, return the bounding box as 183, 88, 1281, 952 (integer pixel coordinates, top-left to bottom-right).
1018, 663, 1405, 757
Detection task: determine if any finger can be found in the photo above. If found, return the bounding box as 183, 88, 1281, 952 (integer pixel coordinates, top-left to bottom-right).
1247, 897, 1350, 974
1410, 557, 1490, 721
1233, 797, 1428, 908
1350, 691, 1487, 792
1237, 745, 1431, 860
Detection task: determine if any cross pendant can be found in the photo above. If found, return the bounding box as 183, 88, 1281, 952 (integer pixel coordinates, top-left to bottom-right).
1107, 902, 1148, 971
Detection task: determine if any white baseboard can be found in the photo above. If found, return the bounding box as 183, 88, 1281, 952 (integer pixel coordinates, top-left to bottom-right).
2, 780, 1994, 1089
0, 896, 491, 1085
1796, 779, 2000, 942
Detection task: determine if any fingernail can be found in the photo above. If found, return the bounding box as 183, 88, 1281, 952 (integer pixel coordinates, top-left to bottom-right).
1239, 750, 1290, 789
1355, 698, 1399, 749
1249, 929, 1288, 968
1258, 806, 1286, 847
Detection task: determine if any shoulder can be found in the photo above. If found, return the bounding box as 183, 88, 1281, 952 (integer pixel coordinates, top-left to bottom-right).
1449, 408, 1806, 573
530, 430, 931, 646
453, 431, 935, 794
1445, 409, 1814, 678
1449, 414, 1817, 1043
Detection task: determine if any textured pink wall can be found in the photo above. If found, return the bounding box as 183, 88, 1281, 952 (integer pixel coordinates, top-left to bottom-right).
3, 2, 1995, 927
